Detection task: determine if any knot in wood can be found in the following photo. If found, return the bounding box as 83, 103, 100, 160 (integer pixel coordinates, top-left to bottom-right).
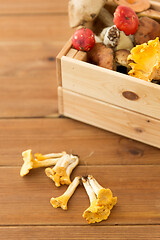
122, 91, 139, 101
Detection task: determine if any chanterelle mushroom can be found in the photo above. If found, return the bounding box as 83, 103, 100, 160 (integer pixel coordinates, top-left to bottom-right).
82, 176, 117, 224
88, 175, 117, 209
128, 37, 160, 82
50, 176, 80, 210
20, 150, 66, 177
45, 154, 79, 187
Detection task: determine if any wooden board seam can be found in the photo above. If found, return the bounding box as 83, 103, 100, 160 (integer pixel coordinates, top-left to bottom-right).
61, 87, 160, 121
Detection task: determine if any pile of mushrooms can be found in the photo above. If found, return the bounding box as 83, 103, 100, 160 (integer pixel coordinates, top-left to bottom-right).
69, 0, 160, 82
20, 149, 117, 224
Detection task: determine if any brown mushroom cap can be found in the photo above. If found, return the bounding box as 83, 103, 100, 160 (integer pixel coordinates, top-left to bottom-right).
138, 9, 160, 22
115, 49, 130, 67
135, 17, 160, 45
113, 0, 150, 13
87, 43, 116, 70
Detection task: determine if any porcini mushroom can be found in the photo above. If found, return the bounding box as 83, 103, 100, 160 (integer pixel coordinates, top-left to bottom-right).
135, 17, 160, 45
20, 150, 66, 177
50, 176, 80, 210
82, 177, 111, 224
115, 49, 130, 67
138, 9, 160, 22
45, 154, 79, 187
87, 43, 116, 70
113, 0, 150, 13
68, 0, 107, 28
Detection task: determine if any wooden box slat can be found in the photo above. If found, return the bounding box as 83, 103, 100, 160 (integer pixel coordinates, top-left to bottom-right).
59, 87, 160, 148
61, 56, 160, 120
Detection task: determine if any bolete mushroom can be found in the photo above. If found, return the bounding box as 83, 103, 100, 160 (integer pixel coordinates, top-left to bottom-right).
138, 9, 160, 22
68, 0, 107, 28
135, 17, 160, 45
113, 0, 150, 13
87, 43, 116, 70
115, 49, 130, 67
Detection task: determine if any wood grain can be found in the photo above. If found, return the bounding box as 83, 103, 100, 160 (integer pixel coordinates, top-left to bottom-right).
1, 226, 160, 239
61, 56, 160, 120
0, 42, 61, 117
62, 88, 160, 149
0, 166, 160, 225
0, 118, 160, 166
0, 0, 68, 14
0, 15, 73, 42
56, 38, 73, 86
0, 14, 73, 117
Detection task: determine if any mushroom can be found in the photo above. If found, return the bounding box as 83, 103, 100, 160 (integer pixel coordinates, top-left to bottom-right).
98, 7, 114, 27
138, 9, 160, 22
95, 35, 103, 43
101, 26, 134, 50
82, 176, 111, 224
135, 17, 160, 45
113, 0, 150, 13
50, 176, 80, 210
115, 49, 130, 67
88, 175, 117, 209
34, 152, 65, 161
87, 43, 116, 70
68, 0, 107, 28
45, 154, 79, 187
128, 37, 160, 82
20, 150, 66, 177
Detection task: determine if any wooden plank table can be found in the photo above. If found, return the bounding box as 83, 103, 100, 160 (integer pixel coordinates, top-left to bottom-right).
0, 1, 160, 239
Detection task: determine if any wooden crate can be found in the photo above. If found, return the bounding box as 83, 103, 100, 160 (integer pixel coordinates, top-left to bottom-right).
57, 1, 160, 149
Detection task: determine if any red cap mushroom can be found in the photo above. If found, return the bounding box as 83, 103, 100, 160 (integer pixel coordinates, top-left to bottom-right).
72, 28, 95, 52
113, 5, 139, 36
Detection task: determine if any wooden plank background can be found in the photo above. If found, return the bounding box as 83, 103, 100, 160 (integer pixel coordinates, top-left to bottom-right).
0, 0, 160, 239
0, 1, 73, 118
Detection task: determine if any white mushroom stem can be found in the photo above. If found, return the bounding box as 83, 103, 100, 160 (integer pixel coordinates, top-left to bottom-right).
60, 154, 76, 168
45, 154, 79, 186
82, 177, 97, 203
98, 7, 114, 27
33, 158, 60, 168
88, 175, 103, 196
52, 154, 77, 172
50, 176, 80, 210
35, 152, 66, 160
66, 156, 79, 177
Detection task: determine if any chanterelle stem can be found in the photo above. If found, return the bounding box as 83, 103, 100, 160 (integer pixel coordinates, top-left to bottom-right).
88, 175, 103, 196
50, 176, 80, 210
81, 177, 97, 203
